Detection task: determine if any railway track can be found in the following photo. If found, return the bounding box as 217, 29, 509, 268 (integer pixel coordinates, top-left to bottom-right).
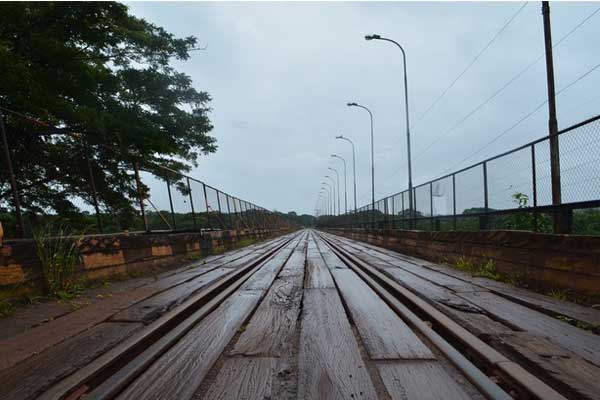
1, 229, 597, 400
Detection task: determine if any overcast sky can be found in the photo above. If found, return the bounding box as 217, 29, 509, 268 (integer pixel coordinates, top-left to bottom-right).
126, 1, 600, 216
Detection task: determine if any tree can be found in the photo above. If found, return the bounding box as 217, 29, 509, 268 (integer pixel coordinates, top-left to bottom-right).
0, 2, 215, 234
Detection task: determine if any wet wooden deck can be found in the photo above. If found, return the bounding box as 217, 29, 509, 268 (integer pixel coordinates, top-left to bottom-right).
0, 229, 598, 400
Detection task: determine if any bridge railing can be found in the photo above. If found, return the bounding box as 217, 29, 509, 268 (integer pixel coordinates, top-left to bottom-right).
318, 114, 600, 235
0, 108, 293, 238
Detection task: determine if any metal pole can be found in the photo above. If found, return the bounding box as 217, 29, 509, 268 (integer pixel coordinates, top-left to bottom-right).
430, 183, 434, 231
332, 154, 348, 214
202, 183, 211, 230
133, 161, 148, 232
531, 144, 538, 231
542, 1, 565, 234
0, 112, 25, 237
325, 177, 336, 215
482, 162, 489, 230
84, 143, 103, 233
452, 174, 457, 231
336, 136, 358, 212
186, 177, 197, 229
165, 176, 176, 230
328, 167, 340, 216
365, 36, 413, 228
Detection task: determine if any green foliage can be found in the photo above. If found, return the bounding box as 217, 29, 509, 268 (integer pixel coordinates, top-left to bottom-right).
453, 258, 500, 281
33, 224, 83, 297
0, 299, 15, 318
0, 2, 215, 234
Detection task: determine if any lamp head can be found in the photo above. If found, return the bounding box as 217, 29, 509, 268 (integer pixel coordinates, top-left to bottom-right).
347, 102, 357, 107
335, 134, 344, 139
365, 34, 381, 41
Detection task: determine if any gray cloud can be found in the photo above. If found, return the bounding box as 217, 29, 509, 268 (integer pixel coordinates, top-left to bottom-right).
126, 1, 600, 215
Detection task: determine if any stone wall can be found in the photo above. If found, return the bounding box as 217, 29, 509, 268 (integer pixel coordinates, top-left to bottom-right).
324, 228, 600, 297
0, 228, 287, 298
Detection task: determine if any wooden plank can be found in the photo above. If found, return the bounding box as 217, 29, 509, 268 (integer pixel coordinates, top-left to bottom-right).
458, 291, 600, 367
377, 361, 473, 400
297, 288, 377, 400
0, 322, 141, 400
331, 269, 434, 360
305, 240, 335, 289
240, 240, 298, 291
279, 241, 307, 277
497, 332, 600, 400
118, 239, 294, 400
117, 290, 263, 400
111, 267, 233, 323
377, 264, 482, 313
200, 357, 274, 400
232, 274, 303, 356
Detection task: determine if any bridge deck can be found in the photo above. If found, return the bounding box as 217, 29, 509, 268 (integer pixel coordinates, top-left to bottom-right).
0, 229, 598, 400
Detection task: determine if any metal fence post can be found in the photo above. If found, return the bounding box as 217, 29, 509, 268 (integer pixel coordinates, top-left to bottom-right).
531, 144, 538, 231
186, 177, 197, 229
133, 161, 149, 232
413, 188, 417, 230
401, 193, 405, 230
215, 190, 224, 230
202, 183, 211, 230
430, 183, 434, 231
165, 176, 176, 231
452, 174, 457, 231
0, 112, 25, 237
225, 194, 233, 230
481, 162, 489, 230
84, 143, 103, 233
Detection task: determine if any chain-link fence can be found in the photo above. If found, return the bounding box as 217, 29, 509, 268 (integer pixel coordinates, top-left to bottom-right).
0, 109, 294, 239
319, 115, 600, 235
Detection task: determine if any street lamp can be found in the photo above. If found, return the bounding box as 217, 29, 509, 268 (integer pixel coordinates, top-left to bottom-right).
336, 134, 357, 213
327, 167, 341, 216
325, 175, 337, 215
322, 183, 332, 216
331, 154, 347, 214
365, 33, 414, 226
347, 102, 375, 219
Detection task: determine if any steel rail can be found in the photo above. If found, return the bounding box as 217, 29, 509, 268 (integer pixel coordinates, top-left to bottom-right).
38, 233, 300, 400
316, 231, 566, 400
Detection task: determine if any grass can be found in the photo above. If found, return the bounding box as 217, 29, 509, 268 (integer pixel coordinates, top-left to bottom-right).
0, 299, 15, 318
33, 224, 83, 298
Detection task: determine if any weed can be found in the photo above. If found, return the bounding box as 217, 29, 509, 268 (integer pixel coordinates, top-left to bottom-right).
33, 224, 83, 298
454, 257, 476, 274
473, 260, 501, 280
0, 299, 15, 318
548, 289, 570, 302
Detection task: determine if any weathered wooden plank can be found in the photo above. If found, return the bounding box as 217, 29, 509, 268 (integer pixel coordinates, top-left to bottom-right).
305, 241, 335, 289
328, 233, 600, 327
117, 238, 295, 400
278, 241, 307, 277
297, 288, 377, 400
200, 357, 274, 400
496, 332, 600, 400
377, 361, 473, 400
111, 267, 233, 323
378, 264, 482, 313
0, 322, 141, 400
117, 290, 262, 400
331, 268, 433, 360
240, 240, 298, 291
458, 291, 600, 367
232, 274, 303, 356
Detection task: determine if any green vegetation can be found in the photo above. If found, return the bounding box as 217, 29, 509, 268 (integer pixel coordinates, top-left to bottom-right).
277, 212, 316, 227
33, 225, 84, 298
0, 299, 15, 318
0, 2, 214, 236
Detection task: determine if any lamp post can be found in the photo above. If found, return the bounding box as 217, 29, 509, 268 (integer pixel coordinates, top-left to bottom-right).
336, 134, 357, 212
325, 175, 337, 215
331, 154, 347, 214
365, 34, 414, 227
328, 167, 341, 216
322, 183, 332, 216
347, 102, 375, 221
